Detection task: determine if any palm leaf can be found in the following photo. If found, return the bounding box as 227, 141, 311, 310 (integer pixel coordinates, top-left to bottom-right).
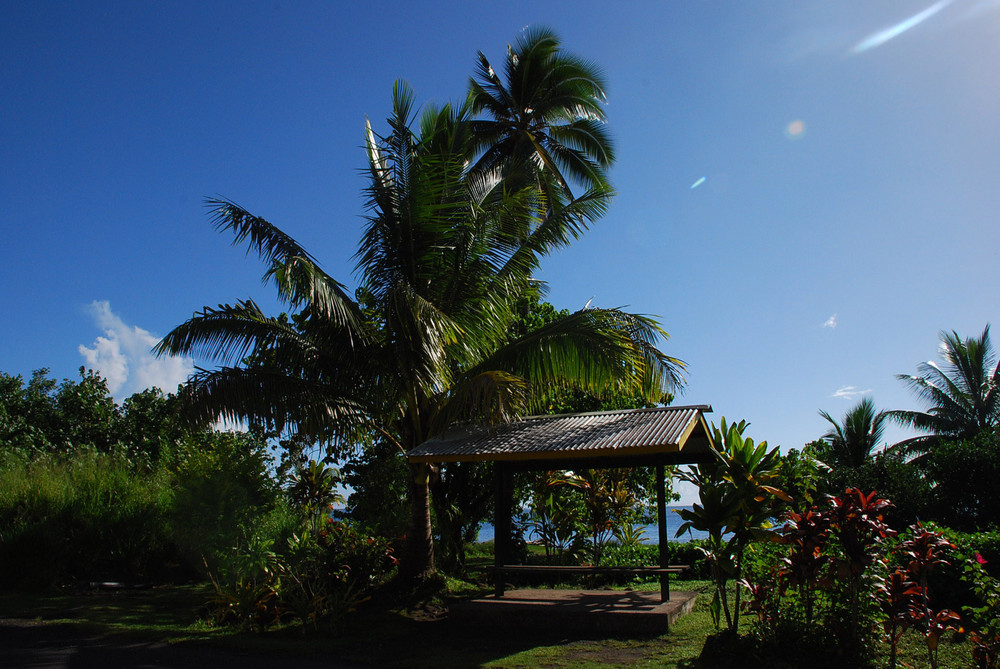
181, 366, 370, 450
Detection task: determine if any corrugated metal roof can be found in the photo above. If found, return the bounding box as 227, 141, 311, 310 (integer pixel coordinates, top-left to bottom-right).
407, 405, 715, 463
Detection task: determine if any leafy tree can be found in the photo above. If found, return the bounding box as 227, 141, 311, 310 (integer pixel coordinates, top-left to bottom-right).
921, 428, 1000, 530
829, 451, 932, 528
157, 43, 684, 580
0, 368, 122, 456
429, 460, 494, 571
818, 396, 890, 469
775, 443, 830, 515
53, 368, 120, 453
170, 428, 279, 572
118, 387, 189, 467
892, 325, 1000, 462
341, 439, 409, 539
0, 366, 207, 469
0, 370, 50, 454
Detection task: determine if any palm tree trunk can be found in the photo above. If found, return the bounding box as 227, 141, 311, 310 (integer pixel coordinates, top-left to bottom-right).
401, 461, 435, 580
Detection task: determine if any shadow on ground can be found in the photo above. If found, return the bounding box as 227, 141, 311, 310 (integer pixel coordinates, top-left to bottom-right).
0, 585, 708, 668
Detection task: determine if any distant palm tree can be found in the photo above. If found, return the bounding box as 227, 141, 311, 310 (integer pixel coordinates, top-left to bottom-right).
890, 325, 1000, 461
469, 26, 614, 198
467, 27, 615, 284
818, 396, 890, 468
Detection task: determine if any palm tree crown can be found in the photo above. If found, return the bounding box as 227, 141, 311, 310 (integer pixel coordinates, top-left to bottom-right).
818, 396, 890, 468
469, 26, 614, 198
890, 325, 1000, 458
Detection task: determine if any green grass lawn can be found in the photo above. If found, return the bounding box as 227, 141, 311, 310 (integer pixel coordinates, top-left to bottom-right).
0, 579, 976, 668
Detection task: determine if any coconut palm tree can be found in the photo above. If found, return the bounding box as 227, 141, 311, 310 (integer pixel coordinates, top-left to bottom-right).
467, 27, 617, 288
818, 396, 890, 468
157, 82, 684, 580
891, 325, 1000, 461
469, 26, 614, 198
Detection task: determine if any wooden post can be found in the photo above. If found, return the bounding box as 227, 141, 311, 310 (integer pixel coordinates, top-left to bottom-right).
494, 462, 511, 597
656, 464, 669, 602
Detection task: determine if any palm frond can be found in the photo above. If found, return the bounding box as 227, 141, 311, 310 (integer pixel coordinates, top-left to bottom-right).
429, 370, 529, 435
475, 307, 684, 404
891, 325, 1000, 457
204, 198, 362, 331
205, 198, 320, 268
264, 256, 364, 333
467, 26, 613, 196
181, 366, 371, 452
819, 397, 888, 467
469, 53, 514, 118
155, 300, 295, 365
499, 182, 613, 279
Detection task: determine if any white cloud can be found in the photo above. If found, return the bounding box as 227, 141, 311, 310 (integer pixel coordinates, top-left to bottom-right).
79, 300, 194, 399
823, 313, 838, 329
674, 479, 700, 506
831, 385, 871, 400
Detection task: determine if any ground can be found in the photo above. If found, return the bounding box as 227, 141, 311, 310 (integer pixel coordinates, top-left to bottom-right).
0, 580, 975, 668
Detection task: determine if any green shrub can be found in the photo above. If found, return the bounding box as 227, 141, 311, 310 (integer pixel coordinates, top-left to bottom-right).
594, 540, 713, 577
169, 430, 279, 576
203, 510, 397, 633
668, 540, 714, 578
962, 555, 1000, 668
280, 517, 397, 630
602, 542, 658, 568
919, 526, 1000, 614
203, 508, 288, 630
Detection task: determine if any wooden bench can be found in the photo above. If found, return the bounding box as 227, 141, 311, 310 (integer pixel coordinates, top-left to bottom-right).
486, 564, 689, 602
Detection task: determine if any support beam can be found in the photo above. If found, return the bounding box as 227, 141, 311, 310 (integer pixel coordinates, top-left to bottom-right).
656, 464, 669, 601
494, 463, 512, 597
499, 451, 713, 473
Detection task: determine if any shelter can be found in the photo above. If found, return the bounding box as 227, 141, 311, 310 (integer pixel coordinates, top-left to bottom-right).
407, 405, 716, 601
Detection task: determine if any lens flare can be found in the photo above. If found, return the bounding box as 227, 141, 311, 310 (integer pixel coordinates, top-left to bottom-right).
852, 0, 953, 53
785, 120, 806, 139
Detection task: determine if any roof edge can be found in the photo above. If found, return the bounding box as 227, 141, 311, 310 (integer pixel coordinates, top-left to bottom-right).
516, 404, 713, 422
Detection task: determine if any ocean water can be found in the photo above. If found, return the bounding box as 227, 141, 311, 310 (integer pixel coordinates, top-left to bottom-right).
475, 505, 708, 544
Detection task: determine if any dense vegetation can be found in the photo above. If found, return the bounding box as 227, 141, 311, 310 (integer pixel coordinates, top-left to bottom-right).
0, 369, 395, 629
3, 28, 999, 668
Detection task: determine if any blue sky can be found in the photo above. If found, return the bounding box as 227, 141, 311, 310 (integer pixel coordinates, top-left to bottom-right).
3, 1, 999, 477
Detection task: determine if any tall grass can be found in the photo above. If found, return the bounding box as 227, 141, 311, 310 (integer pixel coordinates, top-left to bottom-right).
0, 451, 176, 588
